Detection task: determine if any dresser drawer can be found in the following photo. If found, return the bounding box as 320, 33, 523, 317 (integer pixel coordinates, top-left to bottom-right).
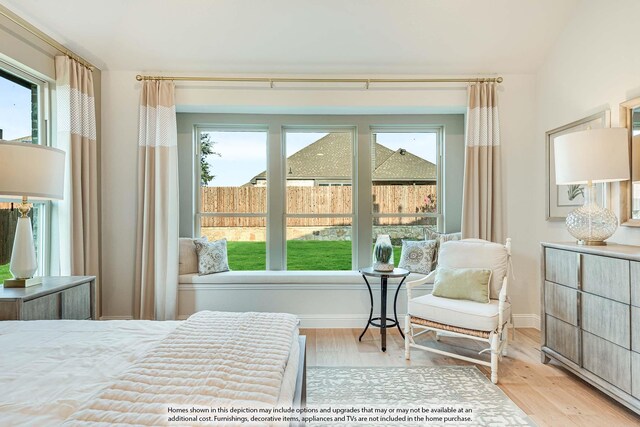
582, 292, 630, 349
544, 281, 578, 326
545, 248, 578, 288
22, 293, 59, 320
582, 254, 630, 304
633, 306, 640, 353
583, 331, 631, 393
633, 352, 640, 399
61, 283, 91, 319
545, 315, 580, 364
632, 261, 640, 308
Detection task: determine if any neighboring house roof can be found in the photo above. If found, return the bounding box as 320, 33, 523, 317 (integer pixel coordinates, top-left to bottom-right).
250, 133, 436, 183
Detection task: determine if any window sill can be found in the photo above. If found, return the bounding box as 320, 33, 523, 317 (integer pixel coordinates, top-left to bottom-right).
178, 270, 428, 290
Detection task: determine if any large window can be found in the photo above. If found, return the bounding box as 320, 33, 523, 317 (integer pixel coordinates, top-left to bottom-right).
186, 114, 460, 272
0, 67, 46, 283
371, 130, 441, 260
285, 129, 355, 270
196, 128, 268, 270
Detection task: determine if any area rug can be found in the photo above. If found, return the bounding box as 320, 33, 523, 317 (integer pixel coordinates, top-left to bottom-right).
306, 366, 535, 426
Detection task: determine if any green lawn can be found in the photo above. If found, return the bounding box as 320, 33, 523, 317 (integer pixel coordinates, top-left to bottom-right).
227, 241, 401, 270
0, 263, 10, 283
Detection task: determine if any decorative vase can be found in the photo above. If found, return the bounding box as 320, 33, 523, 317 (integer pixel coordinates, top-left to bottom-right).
373, 234, 394, 271
566, 183, 618, 245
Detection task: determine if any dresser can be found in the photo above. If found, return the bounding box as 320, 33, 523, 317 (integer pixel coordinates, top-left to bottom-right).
0, 276, 96, 320
541, 242, 640, 414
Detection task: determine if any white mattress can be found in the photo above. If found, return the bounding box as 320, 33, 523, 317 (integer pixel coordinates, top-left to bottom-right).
0, 317, 300, 426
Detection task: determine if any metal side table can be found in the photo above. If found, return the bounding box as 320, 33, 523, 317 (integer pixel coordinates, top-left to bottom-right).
358, 267, 409, 352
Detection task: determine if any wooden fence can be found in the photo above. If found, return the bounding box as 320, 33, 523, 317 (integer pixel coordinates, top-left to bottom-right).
200, 185, 437, 227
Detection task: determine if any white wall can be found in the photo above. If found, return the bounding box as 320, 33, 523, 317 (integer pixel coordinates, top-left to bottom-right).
530, 0, 640, 316
100, 71, 538, 325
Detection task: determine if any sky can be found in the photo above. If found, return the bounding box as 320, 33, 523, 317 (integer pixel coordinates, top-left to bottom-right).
0, 75, 32, 140
203, 130, 437, 187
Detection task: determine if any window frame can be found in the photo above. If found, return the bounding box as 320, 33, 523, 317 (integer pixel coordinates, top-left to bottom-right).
193, 125, 270, 268
182, 114, 459, 273
282, 126, 357, 270
369, 126, 444, 233
0, 60, 51, 277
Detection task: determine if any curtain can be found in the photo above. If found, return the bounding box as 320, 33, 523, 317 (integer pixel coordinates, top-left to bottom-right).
55, 56, 100, 313
461, 82, 503, 242
134, 81, 179, 320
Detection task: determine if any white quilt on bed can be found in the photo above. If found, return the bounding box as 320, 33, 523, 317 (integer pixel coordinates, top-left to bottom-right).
0, 319, 179, 426
64, 311, 298, 426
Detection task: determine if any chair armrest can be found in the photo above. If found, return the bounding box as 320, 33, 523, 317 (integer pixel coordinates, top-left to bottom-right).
406, 270, 436, 290
499, 276, 508, 303
498, 276, 508, 332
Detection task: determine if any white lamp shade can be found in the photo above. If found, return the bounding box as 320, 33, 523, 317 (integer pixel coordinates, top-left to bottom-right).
0, 141, 65, 200
554, 128, 630, 185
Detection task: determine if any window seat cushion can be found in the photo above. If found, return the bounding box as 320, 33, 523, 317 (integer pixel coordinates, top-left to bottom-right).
179, 270, 426, 285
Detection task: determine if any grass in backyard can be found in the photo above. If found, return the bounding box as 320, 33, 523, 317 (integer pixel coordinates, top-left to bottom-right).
226, 241, 401, 271
0, 263, 10, 283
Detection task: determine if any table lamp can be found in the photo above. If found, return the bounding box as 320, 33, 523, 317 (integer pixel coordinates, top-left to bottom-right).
554, 128, 629, 245
0, 141, 65, 287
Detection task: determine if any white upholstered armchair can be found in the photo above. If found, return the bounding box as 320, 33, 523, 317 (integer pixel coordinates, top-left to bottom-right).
404, 238, 512, 384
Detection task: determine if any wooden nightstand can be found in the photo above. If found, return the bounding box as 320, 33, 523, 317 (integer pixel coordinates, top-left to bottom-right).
0, 276, 96, 320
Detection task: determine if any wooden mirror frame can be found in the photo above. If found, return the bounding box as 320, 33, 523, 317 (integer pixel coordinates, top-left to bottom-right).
619, 96, 640, 226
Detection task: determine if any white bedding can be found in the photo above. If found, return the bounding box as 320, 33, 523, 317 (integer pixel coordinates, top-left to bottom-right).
0, 312, 300, 426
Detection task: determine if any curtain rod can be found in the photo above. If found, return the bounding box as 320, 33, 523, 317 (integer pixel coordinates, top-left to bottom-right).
135, 74, 503, 88
0, 5, 95, 71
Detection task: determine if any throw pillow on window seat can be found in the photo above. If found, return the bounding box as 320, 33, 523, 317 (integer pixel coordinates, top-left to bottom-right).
432, 266, 492, 304
194, 238, 231, 275
398, 239, 438, 274
179, 236, 207, 275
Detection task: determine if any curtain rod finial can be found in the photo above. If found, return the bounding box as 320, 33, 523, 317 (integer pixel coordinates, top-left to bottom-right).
496, 77, 503, 83
136, 75, 143, 81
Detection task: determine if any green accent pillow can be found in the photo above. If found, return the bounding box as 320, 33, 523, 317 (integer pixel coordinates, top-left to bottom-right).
432, 267, 492, 303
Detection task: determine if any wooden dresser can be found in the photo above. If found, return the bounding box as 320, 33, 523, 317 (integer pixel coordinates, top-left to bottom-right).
0, 276, 96, 320
541, 242, 640, 414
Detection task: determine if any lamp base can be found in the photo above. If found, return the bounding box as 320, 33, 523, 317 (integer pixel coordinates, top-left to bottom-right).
577, 240, 608, 246
3, 277, 43, 288
565, 183, 617, 246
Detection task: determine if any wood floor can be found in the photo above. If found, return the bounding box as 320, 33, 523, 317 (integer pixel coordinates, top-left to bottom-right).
299, 327, 640, 427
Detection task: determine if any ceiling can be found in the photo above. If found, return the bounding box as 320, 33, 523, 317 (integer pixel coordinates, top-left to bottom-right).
1, 0, 579, 74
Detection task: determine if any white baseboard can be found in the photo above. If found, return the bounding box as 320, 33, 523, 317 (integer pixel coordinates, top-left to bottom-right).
511, 314, 540, 330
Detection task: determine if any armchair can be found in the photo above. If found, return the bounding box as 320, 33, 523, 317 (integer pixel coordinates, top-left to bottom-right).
404, 238, 512, 384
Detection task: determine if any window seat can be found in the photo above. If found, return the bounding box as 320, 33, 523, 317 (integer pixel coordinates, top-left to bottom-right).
179, 270, 427, 285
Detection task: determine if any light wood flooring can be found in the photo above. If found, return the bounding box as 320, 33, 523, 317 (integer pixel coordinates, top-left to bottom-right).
299, 327, 640, 427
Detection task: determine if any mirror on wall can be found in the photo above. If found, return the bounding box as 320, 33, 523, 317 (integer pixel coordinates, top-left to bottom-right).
620, 97, 640, 225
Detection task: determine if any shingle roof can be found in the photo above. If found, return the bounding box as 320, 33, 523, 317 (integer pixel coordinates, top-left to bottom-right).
250, 133, 436, 183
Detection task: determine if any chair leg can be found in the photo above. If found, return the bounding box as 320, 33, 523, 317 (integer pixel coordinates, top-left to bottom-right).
490, 333, 499, 384
404, 315, 411, 360
502, 327, 509, 357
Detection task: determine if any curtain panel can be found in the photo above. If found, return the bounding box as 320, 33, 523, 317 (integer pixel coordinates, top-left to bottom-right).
55, 56, 100, 313
461, 82, 504, 242
134, 80, 179, 320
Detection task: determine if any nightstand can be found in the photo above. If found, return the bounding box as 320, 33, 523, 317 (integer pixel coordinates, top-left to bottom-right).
0, 276, 96, 320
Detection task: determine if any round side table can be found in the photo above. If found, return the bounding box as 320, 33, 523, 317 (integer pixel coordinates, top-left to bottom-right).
358, 267, 410, 352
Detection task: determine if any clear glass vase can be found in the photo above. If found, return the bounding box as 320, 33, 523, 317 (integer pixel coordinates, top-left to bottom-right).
373, 234, 394, 271
566, 184, 618, 245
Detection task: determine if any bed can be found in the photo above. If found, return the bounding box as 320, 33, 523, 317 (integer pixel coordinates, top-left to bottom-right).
0, 311, 306, 426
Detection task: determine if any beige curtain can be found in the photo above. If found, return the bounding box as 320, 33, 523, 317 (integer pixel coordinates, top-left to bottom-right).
134, 81, 179, 320
55, 56, 100, 313
461, 82, 503, 242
